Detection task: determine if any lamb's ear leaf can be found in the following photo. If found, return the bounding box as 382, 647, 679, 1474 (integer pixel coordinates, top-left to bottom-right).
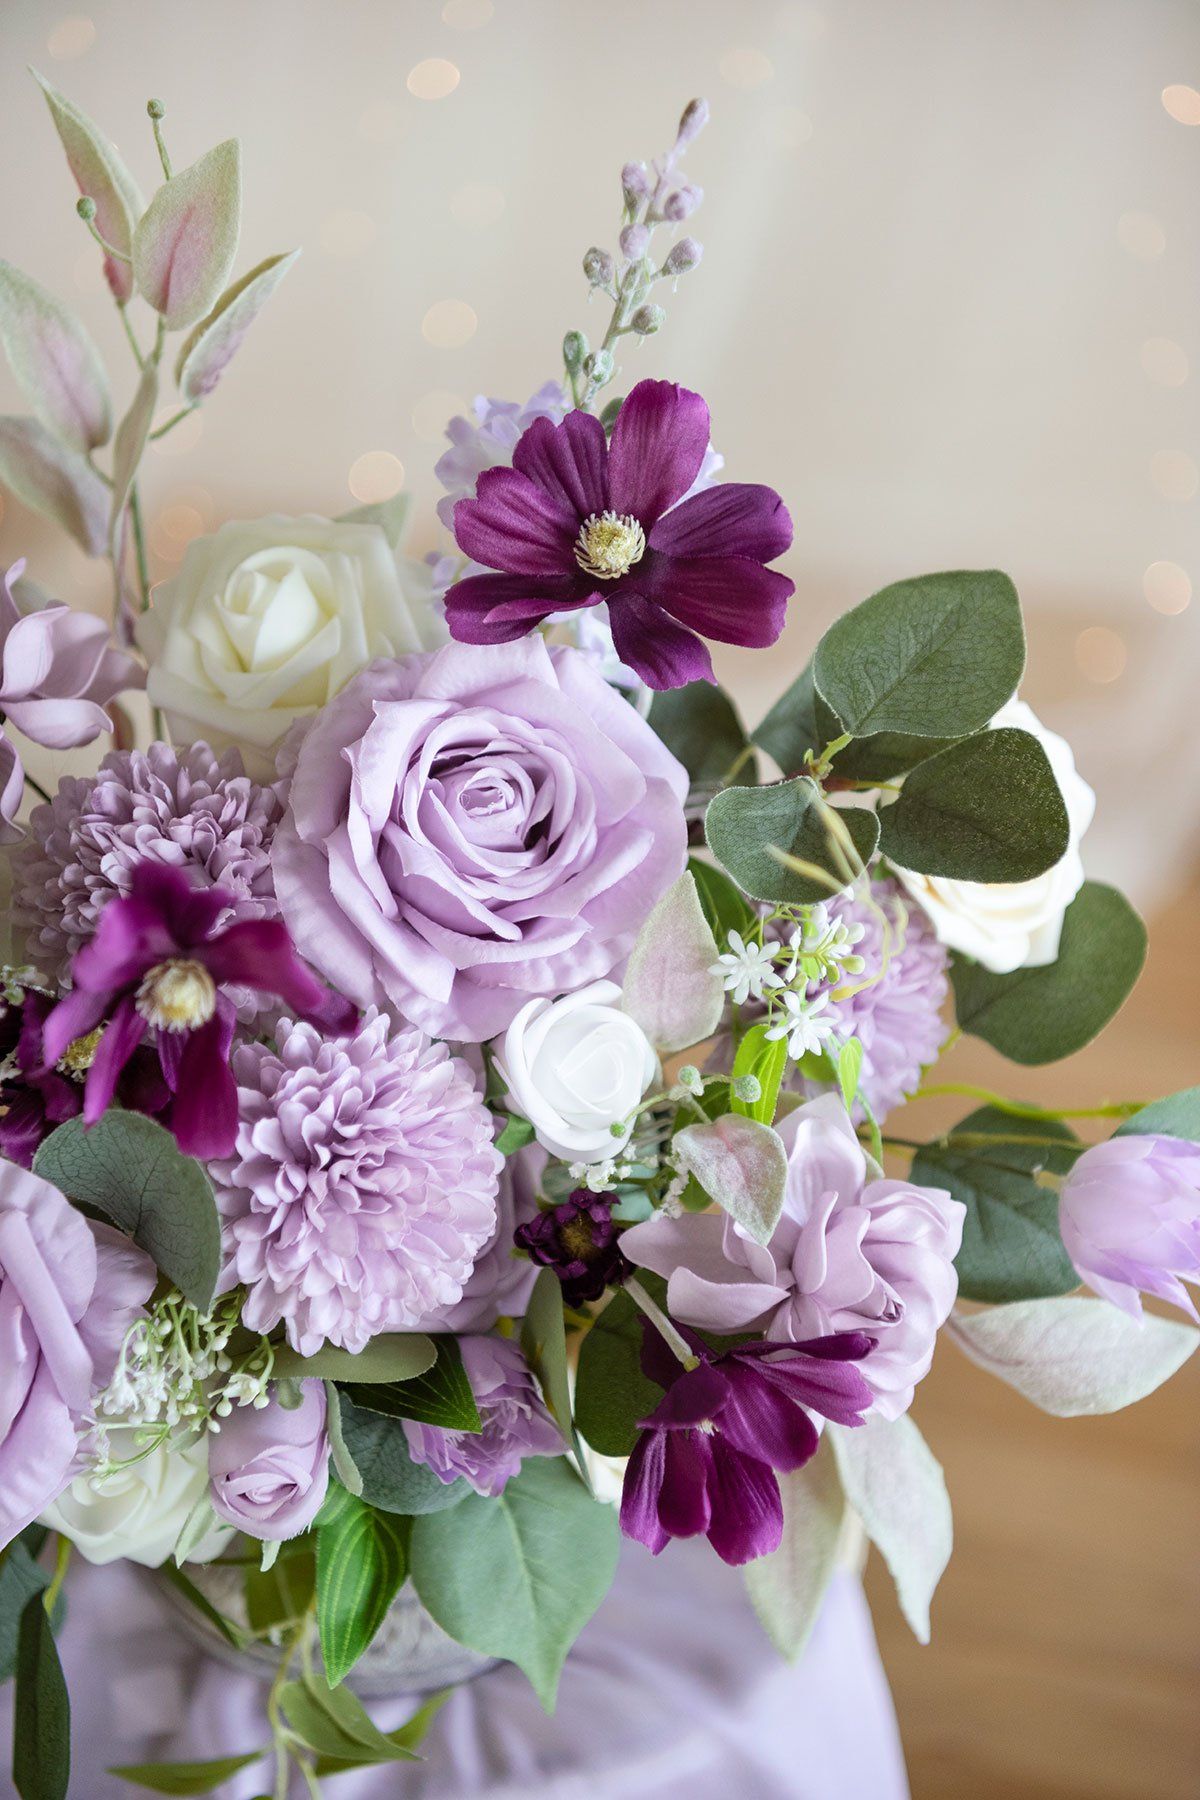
175, 250, 300, 403
0, 262, 111, 451
33, 71, 143, 304
133, 139, 241, 330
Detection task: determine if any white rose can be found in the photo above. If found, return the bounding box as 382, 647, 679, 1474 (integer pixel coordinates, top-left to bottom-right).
892, 698, 1096, 973
41, 1427, 228, 1568
496, 979, 657, 1165
138, 514, 444, 779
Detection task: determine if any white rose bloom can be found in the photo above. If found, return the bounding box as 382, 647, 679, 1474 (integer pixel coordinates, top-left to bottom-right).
892, 698, 1096, 974
137, 514, 444, 779
496, 979, 657, 1165
41, 1427, 228, 1568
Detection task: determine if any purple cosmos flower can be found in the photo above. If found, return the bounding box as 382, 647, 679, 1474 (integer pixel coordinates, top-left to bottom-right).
404, 1335, 564, 1497
620, 1324, 873, 1566
446, 379, 794, 690
39, 860, 356, 1160
514, 1190, 631, 1306
1059, 1134, 1200, 1321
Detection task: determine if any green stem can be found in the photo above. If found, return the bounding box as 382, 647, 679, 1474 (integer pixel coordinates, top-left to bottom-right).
129, 485, 151, 610
626, 1276, 699, 1369
43, 1536, 71, 1616
117, 303, 145, 370
149, 405, 196, 442
23, 772, 53, 806
914, 1081, 1144, 1122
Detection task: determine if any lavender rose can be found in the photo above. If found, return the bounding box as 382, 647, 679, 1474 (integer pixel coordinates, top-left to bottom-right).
208, 1381, 330, 1541
272, 638, 688, 1042
623, 1093, 966, 1419
1059, 1134, 1200, 1320
404, 1335, 563, 1497
0, 1166, 154, 1548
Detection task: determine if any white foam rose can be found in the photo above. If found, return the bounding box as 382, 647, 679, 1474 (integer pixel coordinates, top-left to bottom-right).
138, 514, 444, 779
892, 698, 1096, 974
41, 1426, 228, 1567
496, 979, 657, 1165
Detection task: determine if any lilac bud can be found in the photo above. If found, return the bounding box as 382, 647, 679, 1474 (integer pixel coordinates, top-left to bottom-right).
662, 236, 703, 277
583, 347, 614, 383
629, 304, 665, 337
620, 223, 651, 261
621, 161, 651, 206
663, 183, 703, 222
76, 196, 97, 222
676, 97, 710, 146
582, 246, 615, 289
562, 330, 588, 373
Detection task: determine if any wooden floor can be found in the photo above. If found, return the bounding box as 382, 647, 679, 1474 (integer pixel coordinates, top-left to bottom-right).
866, 873, 1200, 1800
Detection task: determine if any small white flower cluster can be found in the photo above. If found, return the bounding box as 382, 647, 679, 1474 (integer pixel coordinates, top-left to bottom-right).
709, 905, 869, 1065
569, 1155, 636, 1193
97, 1294, 275, 1440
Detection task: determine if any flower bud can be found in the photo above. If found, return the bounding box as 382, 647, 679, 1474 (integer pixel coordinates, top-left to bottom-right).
629, 304, 665, 337
620, 223, 651, 260
662, 237, 703, 277
676, 1065, 704, 1096
664, 183, 703, 222
76, 196, 97, 222
147, 98, 166, 120
562, 329, 588, 373
732, 1074, 762, 1104
621, 161, 651, 205
583, 347, 615, 384
582, 246, 616, 289
676, 97, 710, 146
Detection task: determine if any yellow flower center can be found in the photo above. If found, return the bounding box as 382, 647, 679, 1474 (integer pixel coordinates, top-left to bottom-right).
135, 959, 217, 1033
58, 1027, 104, 1079
574, 511, 646, 581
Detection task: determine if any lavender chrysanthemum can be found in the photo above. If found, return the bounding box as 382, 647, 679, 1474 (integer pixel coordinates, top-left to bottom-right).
434, 383, 568, 533
211, 1008, 502, 1356
404, 1335, 563, 1497
13, 742, 282, 993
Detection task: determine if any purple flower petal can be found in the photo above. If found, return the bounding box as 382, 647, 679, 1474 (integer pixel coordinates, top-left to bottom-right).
452, 466, 578, 577
648, 482, 794, 562
198, 919, 357, 1032
607, 591, 715, 690
70, 890, 178, 995
443, 571, 587, 645
717, 1360, 821, 1473
607, 380, 710, 526
656, 1428, 715, 1539
511, 410, 609, 519
620, 1430, 670, 1554
82, 994, 145, 1123
639, 1358, 728, 1430
705, 1439, 783, 1565
167, 1009, 240, 1157
39, 984, 109, 1071
637, 553, 793, 647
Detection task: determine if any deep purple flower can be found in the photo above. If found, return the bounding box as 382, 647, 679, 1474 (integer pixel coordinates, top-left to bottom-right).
620, 1325, 873, 1566
0, 986, 81, 1166
1059, 1134, 1200, 1321
404, 1335, 563, 1497
39, 860, 356, 1159
514, 1189, 631, 1306
447, 380, 794, 690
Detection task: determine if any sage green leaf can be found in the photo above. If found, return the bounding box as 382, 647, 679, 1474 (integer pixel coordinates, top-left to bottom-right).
322, 1381, 363, 1497
281, 1673, 418, 1764
830, 728, 964, 782
813, 569, 1025, 738
341, 1337, 481, 1432
730, 1022, 788, 1125
744, 1443, 845, 1659
0, 1544, 51, 1682
574, 1288, 664, 1457
836, 1038, 864, 1114
674, 1114, 788, 1246
687, 857, 755, 946
33, 1112, 220, 1310
621, 868, 724, 1053
947, 1298, 1199, 1415
133, 140, 242, 330
879, 727, 1069, 881
950, 881, 1147, 1064
1116, 1087, 1200, 1143
336, 493, 411, 547
316, 1489, 408, 1686
520, 1268, 588, 1489
648, 681, 756, 789
155, 1563, 246, 1653
175, 250, 300, 402
752, 661, 836, 774
0, 262, 111, 451
32, 71, 143, 305
831, 1413, 951, 1644
705, 777, 879, 904
495, 1114, 536, 1155
911, 1107, 1079, 1303
13, 1593, 70, 1800
336, 1396, 471, 1515
0, 415, 108, 555
312, 1690, 449, 1775
243, 1545, 315, 1636
107, 1752, 263, 1795
108, 360, 158, 538
273, 1334, 436, 1384
409, 1457, 620, 1710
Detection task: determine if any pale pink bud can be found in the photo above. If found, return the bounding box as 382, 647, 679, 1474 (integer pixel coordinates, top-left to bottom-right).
620, 223, 650, 260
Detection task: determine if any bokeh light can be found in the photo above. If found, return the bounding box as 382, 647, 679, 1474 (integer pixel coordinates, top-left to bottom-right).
407, 59, 461, 101
1074, 627, 1127, 683
348, 452, 405, 504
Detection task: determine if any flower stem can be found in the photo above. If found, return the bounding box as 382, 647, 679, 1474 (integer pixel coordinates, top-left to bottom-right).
625, 1276, 699, 1369
42, 1536, 71, 1616
149, 405, 196, 442
914, 1080, 1144, 1122
23, 772, 52, 806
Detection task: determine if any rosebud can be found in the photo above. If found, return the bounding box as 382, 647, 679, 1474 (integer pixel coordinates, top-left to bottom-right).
620, 222, 651, 260
662, 237, 703, 277
676, 97, 710, 146
731, 1074, 762, 1105
663, 183, 703, 222
629, 304, 665, 337
583, 347, 615, 384
562, 329, 588, 373
621, 160, 651, 206
583, 246, 616, 289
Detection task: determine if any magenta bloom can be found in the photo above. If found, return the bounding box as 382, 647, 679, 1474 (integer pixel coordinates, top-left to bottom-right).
404, 1335, 563, 1497
514, 1189, 631, 1306
209, 1381, 331, 1542
1059, 1134, 1200, 1321
39, 860, 355, 1159
447, 380, 794, 690
620, 1327, 873, 1566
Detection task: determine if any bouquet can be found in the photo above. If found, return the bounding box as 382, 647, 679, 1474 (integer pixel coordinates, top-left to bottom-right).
0, 76, 1196, 1800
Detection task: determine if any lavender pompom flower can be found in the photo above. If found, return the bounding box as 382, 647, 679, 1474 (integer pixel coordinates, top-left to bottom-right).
514, 1190, 632, 1306
212, 1008, 503, 1355
434, 384, 568, 533
1059, 1134, 1200, 1321
404, 1335, 563, 1497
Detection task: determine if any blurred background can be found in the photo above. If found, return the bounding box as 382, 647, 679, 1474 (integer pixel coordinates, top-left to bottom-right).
0, 3, 1196, 1796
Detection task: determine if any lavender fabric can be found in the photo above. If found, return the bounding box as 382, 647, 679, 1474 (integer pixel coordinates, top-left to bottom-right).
1059, 1133, 1200, 1320
212, 1007, 502, 1354
0, 1166, 153, 1549
208, 1381, 330, 1541
623, 1094, 965, 1420
271, 637, 688, 1041
404, 1335, 563, 1497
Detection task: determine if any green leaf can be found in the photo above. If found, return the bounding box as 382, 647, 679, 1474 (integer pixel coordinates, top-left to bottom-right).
743, 1443, 845, 1659
574, 1288, 664, 1457
0, 1544, 51, 1683
828, 729, 964, 782
911, 1107, 1080, 1303
273, 1334, 436, 1384
520, 1268, 588, 1489
813, 569, 1025, 738
281, 1673, 419, 1765
336, 1395, 471, 1515
156, 1562, 246, 1653
341, 1337, 481, 1432
730, 1023, 788, 1125
316, 1490, 408, 1686
0, 261, 111, 452
648, 681, 756, 789
312, 1689, 449, 1775
674, 1114, 788, 1246
752, 662, 837, 774
837, 1037, 864, 1114
243, 1544, 316, 1635
13, 1592, 70, 1800
409, 1457, 620, 1710
33, 1112, 221, 1311
620, 869, 724, 1054
175, 249, 300, 403
705, 778, 879, 904
1116, 1087, 1200, 1143
336, 492, 411, 548
879, 727, 1069, 881
107, 1752, 263, 1795
951, 881, 1147, 1065
495, 1114, 536, 1156
687, 857, 755, 946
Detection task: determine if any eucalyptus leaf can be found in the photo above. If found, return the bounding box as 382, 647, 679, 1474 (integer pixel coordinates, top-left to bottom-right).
33, 71, 143, 304
1115, 1087, 1200, 1143
673, 1114, 788, 1247
951, 881, 1147, 1065
831, 1413, 951, 1645
687, 857, 755, 946
648, 681, 756, 789
947, 1298, 1199, 1415
316, 1489, 408, 1686
107, 1752, 263, 1795
574, 1288, 664, 1457
133, 140, 242, 330
34, 1112, 221, 1310
828, 729, 964, 782
743, 1443, 845, 1659
341, 1337, 481, 1432
0, 415, 108, 555
880, 727, 1069, 881
752, 661, 837, 775
813, 569, 1025, 738
705, 777, 879, 904
621, 868, 724, 1054
13, 1591, 70, 1800
0, 262, 111, 451
273, 1334, 436, 1384
335, 1396, 471, 1515
175, 249, 300, 403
